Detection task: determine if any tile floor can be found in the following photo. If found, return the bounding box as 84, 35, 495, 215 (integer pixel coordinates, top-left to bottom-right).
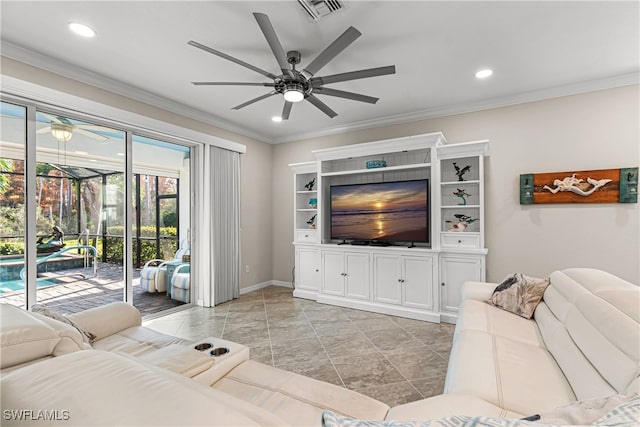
144, 285, 455, 407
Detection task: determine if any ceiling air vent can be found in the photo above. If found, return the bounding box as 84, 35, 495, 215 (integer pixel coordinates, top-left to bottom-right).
297, 0, 345, 21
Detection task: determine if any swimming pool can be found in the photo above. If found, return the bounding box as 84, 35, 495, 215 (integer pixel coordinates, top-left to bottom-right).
0, 278, 60, 293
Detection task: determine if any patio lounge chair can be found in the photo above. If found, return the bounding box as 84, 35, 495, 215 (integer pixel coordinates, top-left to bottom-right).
171, 264, 190, 303
139, 239, 190, 293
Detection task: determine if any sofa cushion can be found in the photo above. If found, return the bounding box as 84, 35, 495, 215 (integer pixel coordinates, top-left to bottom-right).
386, 393, 524, 420
444, 329, 576, 415
212, 360, 390, 426
536, 268, 640, 399
454, 299, 545, 348
66, 301, 141, 341
487, 273, 549, 319
91, 325, 193, 356
0, 304, 61, 369
0, 350, 287, 426
31, 304, 96, 344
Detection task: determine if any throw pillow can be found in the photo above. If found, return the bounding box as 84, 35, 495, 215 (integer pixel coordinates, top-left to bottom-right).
594, 394, 639, 426
486, 273, 550, 319
31, 304, 96, 344
321, 411, 548, 427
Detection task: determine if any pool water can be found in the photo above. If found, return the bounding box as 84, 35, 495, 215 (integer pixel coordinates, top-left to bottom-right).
0, 279, 60, 293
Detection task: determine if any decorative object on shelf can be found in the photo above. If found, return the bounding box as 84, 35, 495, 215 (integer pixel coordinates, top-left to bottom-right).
446, 214, 478, 232
308, 198, 317, 209
306, 214, 317, 229
365, 159, 387, 169
520, 168, 638, 204
453, 188, 471, 205
304, 177, 316, 191
453, 162, 471, 181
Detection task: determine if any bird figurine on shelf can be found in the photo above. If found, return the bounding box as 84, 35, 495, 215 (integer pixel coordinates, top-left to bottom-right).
453, 162, 471, 182
304, 177, 316, 191
446, 214, 478, 232
453, 188, 471, 205
307, 214, 317, 229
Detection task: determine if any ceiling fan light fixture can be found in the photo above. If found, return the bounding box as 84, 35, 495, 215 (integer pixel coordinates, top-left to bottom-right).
68, 22, 96, 38
51, 123, 73, 142
283, 84, 305, 103
475, 68, 493, 79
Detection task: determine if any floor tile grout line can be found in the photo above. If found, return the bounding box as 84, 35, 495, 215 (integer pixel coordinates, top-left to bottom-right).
263, 289, 276, 367
303, 306, 349, 389
349, 315, 426, 399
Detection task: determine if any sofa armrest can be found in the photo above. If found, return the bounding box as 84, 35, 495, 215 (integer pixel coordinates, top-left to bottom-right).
67, 302, 141, 341
461, 281, 498, 302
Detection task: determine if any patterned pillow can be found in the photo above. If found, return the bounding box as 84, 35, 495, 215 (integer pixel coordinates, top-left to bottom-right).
486, 273, 550, 319
31, 304, 96, 344
321, 411, 546, 427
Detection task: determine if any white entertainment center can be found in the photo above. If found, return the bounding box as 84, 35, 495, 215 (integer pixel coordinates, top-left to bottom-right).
290, 132, 488, 323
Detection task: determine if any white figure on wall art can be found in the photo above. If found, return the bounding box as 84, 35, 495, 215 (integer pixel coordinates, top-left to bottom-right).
543, 174, 612, 196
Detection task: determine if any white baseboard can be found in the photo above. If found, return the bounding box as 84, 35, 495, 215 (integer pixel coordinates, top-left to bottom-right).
240, 280, 293, 295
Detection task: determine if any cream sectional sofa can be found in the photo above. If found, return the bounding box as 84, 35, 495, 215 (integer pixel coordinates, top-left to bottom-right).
1, 268, 638, 426
388, 268, 640, 421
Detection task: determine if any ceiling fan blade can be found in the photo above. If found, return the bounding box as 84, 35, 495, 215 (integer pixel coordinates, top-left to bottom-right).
77, 124, 114, 132
311, 65, 396, 86
74, 128, 109, 141
253, 13, 293, 77
303, 26, 361, 77
313, 87, 379, 104
306, 94, 337, 118
232, 92, 277, 110
188, 40, 277, 80
281, 101, 293, 120
39, 112, 62, 124
191, 82, 276, 87
36, 126, 52, 134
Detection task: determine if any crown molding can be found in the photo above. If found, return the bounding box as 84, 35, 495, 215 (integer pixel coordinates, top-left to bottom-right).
0, 41, 267, 144
2, 41, 638, 146
274, 71, 640, 144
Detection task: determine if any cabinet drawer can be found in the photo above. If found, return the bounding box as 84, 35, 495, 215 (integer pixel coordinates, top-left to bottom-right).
296, 230, 317, 242
441, 233, 480, 249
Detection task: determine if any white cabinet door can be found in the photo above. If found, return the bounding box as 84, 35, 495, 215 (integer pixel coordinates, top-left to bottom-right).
372, 254, 402, 305
440, 255, 483, 313
402, 255, 434, 310
295, 247, 319, 291
321, 251, 346, 296
345, 252, 370, 300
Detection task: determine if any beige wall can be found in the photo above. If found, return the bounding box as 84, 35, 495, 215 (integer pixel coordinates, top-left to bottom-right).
273, 85, 640, 284
1, 57, 274, 289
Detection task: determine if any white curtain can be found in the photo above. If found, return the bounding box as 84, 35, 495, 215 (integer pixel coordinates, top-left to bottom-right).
209, 146, 241, 305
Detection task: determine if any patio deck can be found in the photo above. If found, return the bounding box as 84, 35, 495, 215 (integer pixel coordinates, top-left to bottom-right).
0, 261, 185, 317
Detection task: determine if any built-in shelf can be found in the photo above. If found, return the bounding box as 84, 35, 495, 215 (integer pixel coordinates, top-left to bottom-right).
297, 208, 318, 212
441, 180, 480, 185
296, 190, 317, 194
321, 163, 430, 177
441, 205, 481, 209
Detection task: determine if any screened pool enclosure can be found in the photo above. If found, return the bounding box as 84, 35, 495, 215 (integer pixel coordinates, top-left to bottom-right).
0, 101, 192, 316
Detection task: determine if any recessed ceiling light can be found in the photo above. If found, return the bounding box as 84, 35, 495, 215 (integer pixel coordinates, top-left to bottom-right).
68, 22, 96, 38
272, 116, 283, 123
74, 151, 88, 155
117, 152, 125, 156
475, 69, 493, 79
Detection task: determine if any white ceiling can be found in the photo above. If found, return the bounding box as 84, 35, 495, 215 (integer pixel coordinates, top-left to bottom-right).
1, 1, 638, 144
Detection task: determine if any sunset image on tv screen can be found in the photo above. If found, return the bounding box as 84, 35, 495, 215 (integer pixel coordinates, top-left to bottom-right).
330, 180, 428, 242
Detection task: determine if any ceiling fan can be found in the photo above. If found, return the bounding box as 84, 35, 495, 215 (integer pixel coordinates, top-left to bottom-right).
36, 112, 110, 142
189, 12, 396, 120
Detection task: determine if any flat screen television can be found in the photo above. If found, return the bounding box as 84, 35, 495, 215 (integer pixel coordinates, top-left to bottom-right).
330, 179, 429, 245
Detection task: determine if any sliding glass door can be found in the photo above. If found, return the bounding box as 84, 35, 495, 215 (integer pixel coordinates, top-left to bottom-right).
0, 99, 193, 316
0, 102, 26, 308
